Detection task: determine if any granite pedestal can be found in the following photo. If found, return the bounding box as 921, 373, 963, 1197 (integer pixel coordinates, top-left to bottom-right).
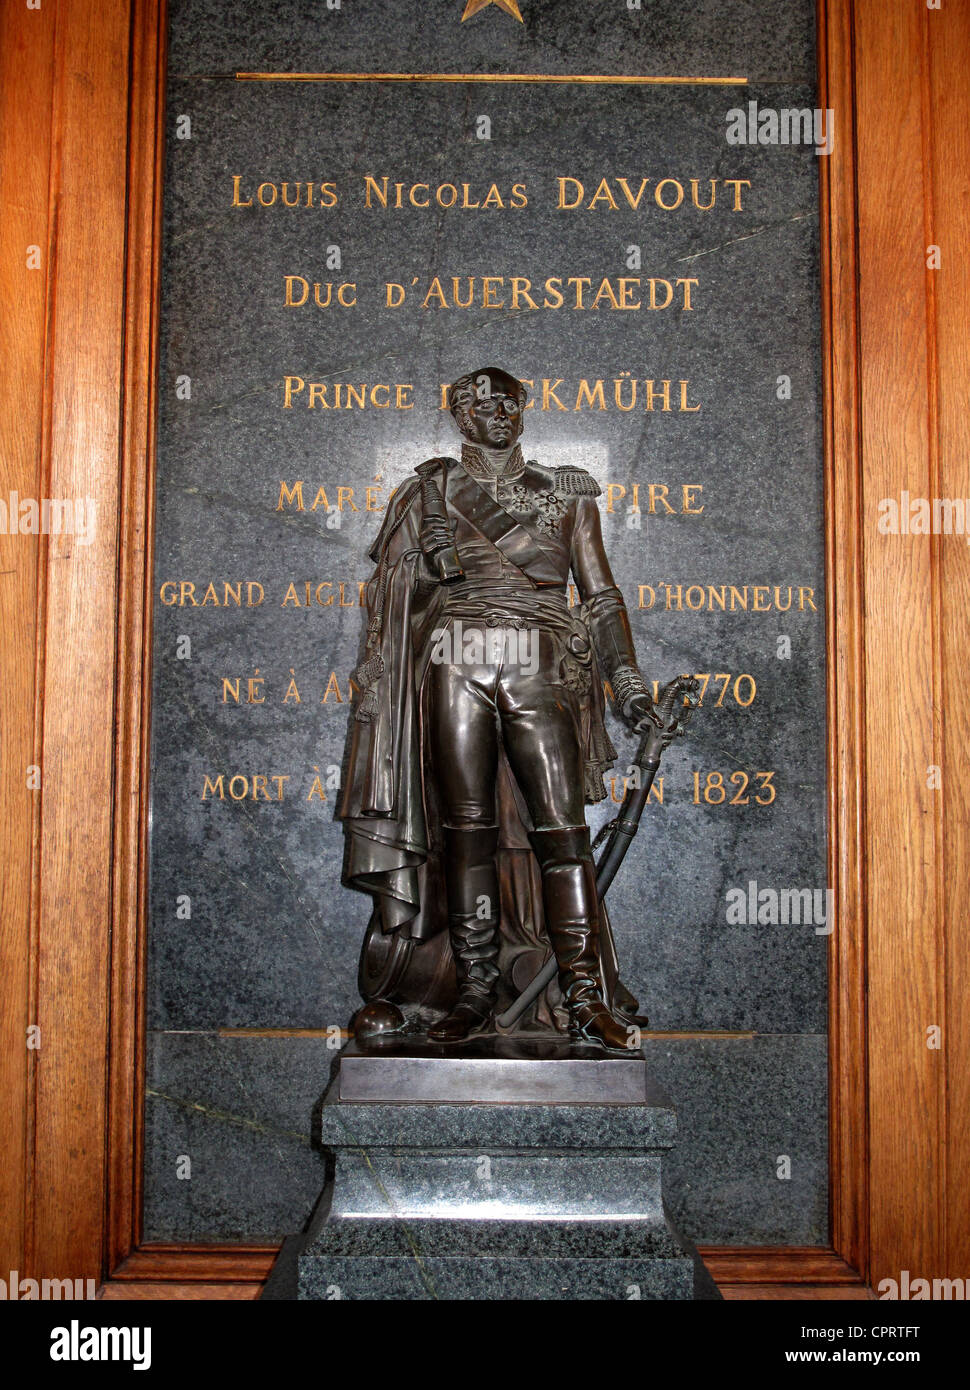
276, 1039, 715, 1301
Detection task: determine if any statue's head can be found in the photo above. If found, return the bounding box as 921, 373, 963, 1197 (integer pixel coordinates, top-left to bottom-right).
448, 367, 527, 450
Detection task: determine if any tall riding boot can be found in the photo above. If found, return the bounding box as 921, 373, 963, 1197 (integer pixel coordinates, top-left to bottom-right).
428, 826, 501, 1042
528, 826, 632, 1051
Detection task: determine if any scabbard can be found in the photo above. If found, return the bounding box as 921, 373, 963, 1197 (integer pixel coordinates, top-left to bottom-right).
594, 722, 666, 897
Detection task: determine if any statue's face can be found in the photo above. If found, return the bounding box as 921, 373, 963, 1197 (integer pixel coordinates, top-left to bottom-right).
452, 369, 525, 450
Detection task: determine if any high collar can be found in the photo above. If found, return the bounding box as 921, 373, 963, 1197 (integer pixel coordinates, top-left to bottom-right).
460, 441, 526, 482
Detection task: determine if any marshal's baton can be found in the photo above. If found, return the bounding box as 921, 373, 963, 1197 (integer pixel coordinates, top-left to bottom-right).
415, 458, 464, 584
495, 674, 700, 1029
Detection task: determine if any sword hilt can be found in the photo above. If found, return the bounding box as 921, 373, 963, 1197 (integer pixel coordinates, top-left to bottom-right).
633, 674, 700, 765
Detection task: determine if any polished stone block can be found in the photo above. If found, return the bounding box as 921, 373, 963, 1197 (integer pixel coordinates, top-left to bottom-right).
299, 1247, 694, 1301
319, 1094, 676, 1151
327, 1152, 664, 1221
294, 1054, 704, 1300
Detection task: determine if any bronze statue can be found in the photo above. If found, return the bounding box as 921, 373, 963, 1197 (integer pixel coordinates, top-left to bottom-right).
339, 367, 694, 1051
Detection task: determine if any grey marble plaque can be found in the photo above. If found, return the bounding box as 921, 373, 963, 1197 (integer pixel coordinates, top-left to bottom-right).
146, 0, 828, 1246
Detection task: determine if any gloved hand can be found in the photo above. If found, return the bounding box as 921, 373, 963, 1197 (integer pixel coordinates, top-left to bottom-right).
611, 665, 663, 731
419, 515, 457, 558
626, 689, 663, 732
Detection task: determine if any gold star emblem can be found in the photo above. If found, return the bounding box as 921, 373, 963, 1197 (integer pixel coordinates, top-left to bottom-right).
461, 0, 524, 21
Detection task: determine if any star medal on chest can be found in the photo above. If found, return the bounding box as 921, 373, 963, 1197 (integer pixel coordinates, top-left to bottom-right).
497, 480, 567, 535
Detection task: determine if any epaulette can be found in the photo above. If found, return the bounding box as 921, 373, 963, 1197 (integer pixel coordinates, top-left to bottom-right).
415, 455, 459, 479
366, 475, 422, 562
553, 466, 601, 497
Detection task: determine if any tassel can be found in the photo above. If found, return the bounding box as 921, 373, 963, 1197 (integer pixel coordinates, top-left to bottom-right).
354, 654, 385, 686
355, 687, 380, 723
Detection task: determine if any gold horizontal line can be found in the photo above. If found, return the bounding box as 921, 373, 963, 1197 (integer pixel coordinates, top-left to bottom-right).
639, 1030, 757, 1040
236, 71, 747, 86
218, 1027, 350, 1038
215, 1027, 756, 1040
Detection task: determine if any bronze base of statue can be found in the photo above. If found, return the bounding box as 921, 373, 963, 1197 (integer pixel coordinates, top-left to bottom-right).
354, 1001, 641, 1055
336, 1035, 649, 1103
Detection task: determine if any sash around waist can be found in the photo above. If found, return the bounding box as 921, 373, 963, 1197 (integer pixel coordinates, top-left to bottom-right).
441, 581, 578, 634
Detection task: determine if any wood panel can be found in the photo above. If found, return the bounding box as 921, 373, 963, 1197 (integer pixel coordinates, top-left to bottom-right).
700, 1247, 864, 1286
28, 0, 133, 1283
817, 0, 869, 1281
720, 1286, 873, 1302
108, 1246, 277, 1283
0, 0, 56, 1279
0, 0, 967, 1299
105, 0, 167, 1276
0, 0, 158, 1285
853, 0, 949, 1290
100, 1282, 263, 1301
928, 0, 970, 1281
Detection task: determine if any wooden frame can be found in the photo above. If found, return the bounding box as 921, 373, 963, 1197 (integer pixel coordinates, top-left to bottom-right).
2, 0, 967, 1300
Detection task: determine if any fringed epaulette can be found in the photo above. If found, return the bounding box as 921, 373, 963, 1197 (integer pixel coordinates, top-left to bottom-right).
553, 466, 601, 497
